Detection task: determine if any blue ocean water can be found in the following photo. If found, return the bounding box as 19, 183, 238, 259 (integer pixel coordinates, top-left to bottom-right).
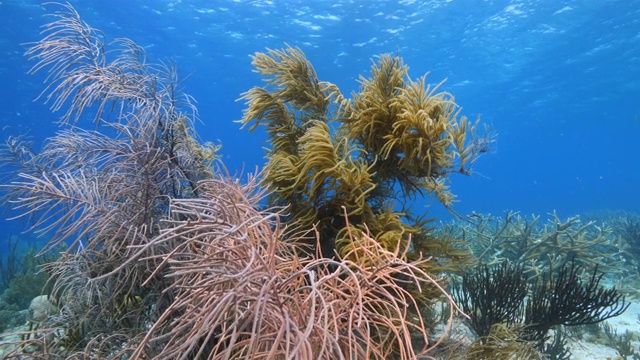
0, 0, 638, 240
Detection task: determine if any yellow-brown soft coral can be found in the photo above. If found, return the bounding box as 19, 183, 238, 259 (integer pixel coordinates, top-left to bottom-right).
239, 45, 493, 299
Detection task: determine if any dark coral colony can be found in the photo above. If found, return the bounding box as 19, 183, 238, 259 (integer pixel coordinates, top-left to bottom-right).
1, 3, 639, 360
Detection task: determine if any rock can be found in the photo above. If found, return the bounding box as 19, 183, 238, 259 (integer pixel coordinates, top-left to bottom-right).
28, 295, 57, 322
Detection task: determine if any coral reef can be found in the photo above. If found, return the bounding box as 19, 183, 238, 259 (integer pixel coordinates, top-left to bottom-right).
0, 4, 464, 359
613, 213, 640, 271
443, 211, 626, 281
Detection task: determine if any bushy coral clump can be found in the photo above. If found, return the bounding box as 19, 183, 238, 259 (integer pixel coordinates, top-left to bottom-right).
239, 46, 494, 299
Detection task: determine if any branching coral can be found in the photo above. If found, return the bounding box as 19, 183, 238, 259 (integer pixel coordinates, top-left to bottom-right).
1, 3, 218, 357
454, 259, 629, 359
239, 45, 493, 301
612, 213, 640, 271
443, 211, 626, 281
523, 260, 629, 345
121, 181, 463, 360
342, 56, 487, 189
453, 261, 529, 340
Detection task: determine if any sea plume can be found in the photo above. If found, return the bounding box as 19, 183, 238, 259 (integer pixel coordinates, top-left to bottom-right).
124, 177, 462, 359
